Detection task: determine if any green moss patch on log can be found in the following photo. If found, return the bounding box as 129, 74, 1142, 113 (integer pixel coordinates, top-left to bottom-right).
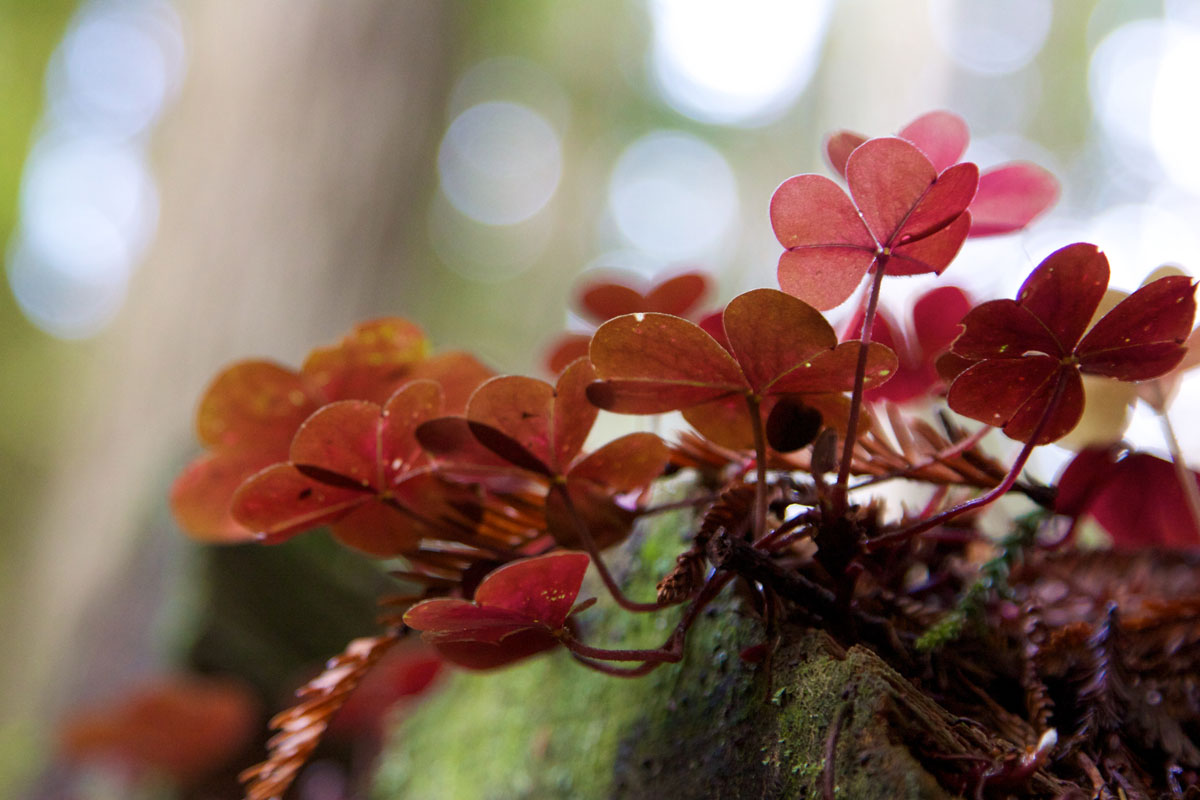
372, 486, 962, 799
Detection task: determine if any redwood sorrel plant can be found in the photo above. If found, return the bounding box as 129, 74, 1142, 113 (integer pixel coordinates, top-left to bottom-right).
172, 110, 1200, 799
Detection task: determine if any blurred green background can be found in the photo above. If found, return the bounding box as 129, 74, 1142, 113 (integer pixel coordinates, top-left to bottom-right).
2, 1, 1199, 797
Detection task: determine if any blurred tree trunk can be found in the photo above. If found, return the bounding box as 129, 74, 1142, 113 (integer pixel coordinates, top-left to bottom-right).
3, 0, 451, 736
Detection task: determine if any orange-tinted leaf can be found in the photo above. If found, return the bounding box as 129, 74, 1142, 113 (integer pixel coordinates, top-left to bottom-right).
408, 351, 494, 414
578, 270, 710, 322
289, 401, 381, 489
644, 271, 710, 316
301, 318, 429, 404
379, 380, 443, 473
231, 463, 369, 541
588, 313, 746, 413
682, 394, 756, 450
545, 333, 591, 375
722, 289, 836, 393
768, 341, 896, 395
328, 496, 429, 557
415, 416, 535, 487
468, 376, 555, 468
568, 432, 668, 491
552, 359, 599, 470
195, 360, 317, 451
170, 450, 278, 542
59, 676, 259, 783
580, 282, 643, 322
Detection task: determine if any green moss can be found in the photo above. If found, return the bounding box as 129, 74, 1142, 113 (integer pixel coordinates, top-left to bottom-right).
373, 480, 957, 799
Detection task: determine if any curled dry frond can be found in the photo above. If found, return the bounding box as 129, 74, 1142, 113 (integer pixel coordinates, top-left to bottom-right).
240, 631, 400, 800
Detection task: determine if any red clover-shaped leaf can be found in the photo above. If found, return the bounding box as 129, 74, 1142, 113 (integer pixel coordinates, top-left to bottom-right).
579, 270, 710, 323
947, 243, 1196, 443
403, 552, 590, 670
824, 110, 1058, 238
1056, 449, 1200, 550
230, 381, 444, 554
772, 138, 976, 309
589, 290, 895, 449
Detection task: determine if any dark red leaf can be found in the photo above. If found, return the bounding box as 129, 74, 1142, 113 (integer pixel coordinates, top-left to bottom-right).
1084, 453, 1200, 549
765, 397, 823, 452
948, 357, 1084, 444
1054, 446, 1120, 518
1076, 275, 1196, 380
1014, 243, 1109, 352
403, 552, 590, 670
952, 300, 1064, 360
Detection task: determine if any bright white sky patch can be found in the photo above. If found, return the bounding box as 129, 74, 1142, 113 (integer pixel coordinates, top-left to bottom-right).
649, 0, 833, 126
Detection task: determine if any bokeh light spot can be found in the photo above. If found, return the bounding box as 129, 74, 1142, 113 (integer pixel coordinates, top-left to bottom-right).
929, 0, 1052, 75
437, 101, 563, 226
607, 131, 738, 261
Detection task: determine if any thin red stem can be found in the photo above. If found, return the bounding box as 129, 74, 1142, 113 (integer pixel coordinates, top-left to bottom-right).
833, 258, 889, 516
560, 633, 682, 663
568, 653, 664, 677
551, 483, 661, 612
746, 393, 769, 540
868, 371, 1069, 552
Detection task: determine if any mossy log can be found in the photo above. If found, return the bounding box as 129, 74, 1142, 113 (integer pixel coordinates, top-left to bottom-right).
370, 497, 1030, 800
